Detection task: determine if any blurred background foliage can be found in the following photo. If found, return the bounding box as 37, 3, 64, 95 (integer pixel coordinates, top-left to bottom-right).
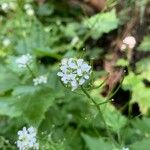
0, 0, 149, 149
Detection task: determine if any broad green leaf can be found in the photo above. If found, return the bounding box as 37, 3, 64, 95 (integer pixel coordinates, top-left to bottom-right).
0, 65, 20, 94
15, 22, 50, 55
130, 139, 150, 150
138, 36, 150, 51
90, 83, 127, 132
82, 133, 114, 150
104, 105, 127, 132
116, 59, 129, 66
132, 84, 150, 114
84, 10, 119, 39
64, 23, 83, 38
132, 117, 150, 136
123, 72, 150, 114
136, 58, 150, 80
37, 4, 54, 16
0, 97, 21, 117
48, 72, 65, 98
12, 85, 55, 127
122, 72, 142, 90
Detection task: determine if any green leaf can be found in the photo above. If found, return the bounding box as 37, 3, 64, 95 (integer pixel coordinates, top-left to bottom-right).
136, 58, 150, 80
122, 72, 142, 90
0, 65, 20, 94
37, 4, 54, 16
116, 59, 129, 67
82, 133, 114, 150
12, 86, 55, 127
84, 10, 119, 39
64, 23, 83, 38
138, 36, 150, 51
48, 72, 65, 98
104, 105, 127, 132
0, 97, 21, 117
15, 22, 50, 55
130, 139, 150, 150
132, 84, 150, 114
132, 117, 150, 136
123, 72, 150, 114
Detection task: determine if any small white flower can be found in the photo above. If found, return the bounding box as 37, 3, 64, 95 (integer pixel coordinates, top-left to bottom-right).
24, 4, 32, 10
16, 54, 32, 69
71, 36, 79, 46
26, 8, 34, 16
16, 126, 39, 150
9, 2, 17, 10
57, 58, 92, 91
33, 75, 47, 86
122, 147, 129, 150
121, 36, 136, 50
3, 38, 11, 47
1, 3, 9, 12
120, 44, 126, 51
24, 3, 34, 16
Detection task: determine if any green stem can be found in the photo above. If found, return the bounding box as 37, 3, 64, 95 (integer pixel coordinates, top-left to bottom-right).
26, 64, 35, 78
92, 73, 109, 90
81, 86, 113, 141
98, 71, 125, 106
97, 99, 113, 106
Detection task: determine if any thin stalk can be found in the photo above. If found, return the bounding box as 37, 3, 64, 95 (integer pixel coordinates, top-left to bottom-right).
98, 99, 113, 106
81, 86, 114, 142
107, 75, 125, 100
97, 72, 125, 106
26, 64, 35, 78
117, 131, 122, 145
92, 73, 109, 89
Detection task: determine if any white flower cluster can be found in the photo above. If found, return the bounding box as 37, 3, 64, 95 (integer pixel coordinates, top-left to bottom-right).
121, 36, 136, 50
33, 75, 48, 86
3, 38, 11, 47
24, 4, 34, 16
16, 54, 32, 69
1, 2, 16, 12
16, 127, 39, 150
57, 58, 92, 91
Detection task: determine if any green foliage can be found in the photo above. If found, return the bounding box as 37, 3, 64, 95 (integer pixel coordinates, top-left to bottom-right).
82, 133, 114, 150
136, 58, 150, 81
123, 72, 150, 114
138, 36, 150, 51
130, 139, 150, 150
116, 59, 129, 67
84, 10, 119, 39
12, 86, 55, 127
132, 117, 150, 136
0, 0, 149, 149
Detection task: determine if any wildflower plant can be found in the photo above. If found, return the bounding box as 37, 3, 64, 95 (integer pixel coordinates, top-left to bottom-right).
0, 1, 149, 150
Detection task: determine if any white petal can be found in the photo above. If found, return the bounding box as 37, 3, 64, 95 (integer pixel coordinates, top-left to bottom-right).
61, 58, 68, 65
77, 59, 83, 66
79, 78, 85, 85
84, 74, 89, 79
77, 69, 82, 76
57, 72, 63, 77
68, 62, 77, 69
